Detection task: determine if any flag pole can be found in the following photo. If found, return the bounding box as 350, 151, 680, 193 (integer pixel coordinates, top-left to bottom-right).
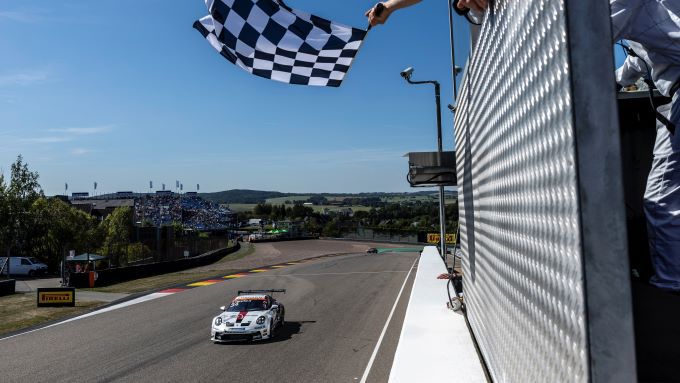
367, 3, 385, 31
343, 3, 385, 84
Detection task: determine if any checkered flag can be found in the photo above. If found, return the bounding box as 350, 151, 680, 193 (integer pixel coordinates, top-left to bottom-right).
194, 0, 368, 87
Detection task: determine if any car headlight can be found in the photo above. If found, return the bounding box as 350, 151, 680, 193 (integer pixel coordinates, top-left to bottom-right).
256, 316, 266, 325
214, 317, 222, 326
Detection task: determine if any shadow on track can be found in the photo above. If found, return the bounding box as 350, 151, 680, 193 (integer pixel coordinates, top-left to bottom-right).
213, 321, 316, 346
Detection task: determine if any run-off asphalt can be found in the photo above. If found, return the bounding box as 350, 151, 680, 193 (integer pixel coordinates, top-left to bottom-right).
0, 251, 419, 383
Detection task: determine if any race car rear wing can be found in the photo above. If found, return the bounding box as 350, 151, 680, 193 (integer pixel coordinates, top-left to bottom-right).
237, 289, 286, 295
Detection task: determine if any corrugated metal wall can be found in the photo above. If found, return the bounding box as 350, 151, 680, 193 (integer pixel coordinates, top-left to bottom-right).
454, 0, 635, 381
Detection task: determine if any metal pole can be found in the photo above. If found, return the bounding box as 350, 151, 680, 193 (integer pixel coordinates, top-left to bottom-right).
435, 82, 443, 154
61, 248, 65, 286
5, 247, 9, 277
448, 0, 459, 101
439, 186, 447, 261
404, 75, 448, 262
434, 82, 447, 263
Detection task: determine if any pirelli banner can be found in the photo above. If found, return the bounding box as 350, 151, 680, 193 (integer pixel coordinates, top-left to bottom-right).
426, 233, 456, 245
37, 288, 75, 307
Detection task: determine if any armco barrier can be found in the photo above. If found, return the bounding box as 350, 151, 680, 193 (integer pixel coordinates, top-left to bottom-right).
249, 236, 319, 243
69, 243, 240, 288
0, 279, 16, 296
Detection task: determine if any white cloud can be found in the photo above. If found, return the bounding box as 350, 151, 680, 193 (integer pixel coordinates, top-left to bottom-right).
0, 71, 50, 87
70, 148, 91, 155
49, 126, 113, 135
0, 11, 39, 23
20, 136, 72, 144
9, 125, 113, 147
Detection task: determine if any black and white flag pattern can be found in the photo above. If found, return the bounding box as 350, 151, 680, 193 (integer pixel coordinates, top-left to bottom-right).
194, 0, 367, 87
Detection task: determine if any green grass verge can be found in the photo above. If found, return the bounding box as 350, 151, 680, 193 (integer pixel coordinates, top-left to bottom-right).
0, 294, 104, 336
86, 270, 237, 294
216, 242, 255, 264
265, 195, 310, 204
228, 195, 458, 213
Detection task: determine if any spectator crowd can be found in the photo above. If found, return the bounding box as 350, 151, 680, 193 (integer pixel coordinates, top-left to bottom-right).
135, 194, 234, 230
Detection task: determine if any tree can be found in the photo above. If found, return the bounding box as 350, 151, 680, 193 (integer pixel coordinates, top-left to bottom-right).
170, 221, 184, 236
0, 172, 9, 276
253, 203, 272, 217
27, 198, 100, 269
322, 218, 342, 237
126, 242, 152, 263
3, 155, 43, 257
0, 173, 8, 255
302, 216, 322, 235
101, 207, 133, 266
290, 203, 312, 219
308, 195, 327, 205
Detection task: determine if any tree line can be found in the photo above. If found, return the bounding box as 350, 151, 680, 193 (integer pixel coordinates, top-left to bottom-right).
0, 156, 136, 271
239, 200, 458, 238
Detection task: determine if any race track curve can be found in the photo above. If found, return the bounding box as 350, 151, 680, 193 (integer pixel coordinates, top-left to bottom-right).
0, 251, 420, 383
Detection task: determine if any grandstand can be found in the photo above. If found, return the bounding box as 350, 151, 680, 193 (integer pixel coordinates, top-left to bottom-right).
70, 192, 235, 230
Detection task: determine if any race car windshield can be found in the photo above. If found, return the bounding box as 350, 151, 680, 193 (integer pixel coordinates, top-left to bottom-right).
227, 300, 267, 312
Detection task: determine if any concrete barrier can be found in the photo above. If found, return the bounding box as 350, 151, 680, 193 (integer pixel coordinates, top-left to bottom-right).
69, 243, 240, 288
389, 246, 485, 382
249, 236, 319, 243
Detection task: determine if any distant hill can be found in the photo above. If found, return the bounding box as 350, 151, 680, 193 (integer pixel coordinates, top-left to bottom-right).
198, 189, 295, 204
199, 189, 456, 204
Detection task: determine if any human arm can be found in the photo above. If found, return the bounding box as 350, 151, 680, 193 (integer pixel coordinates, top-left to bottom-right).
457, 0, 489, 13
365, 0, 421, 27
365, 0, 489, 28
366, 0, 489, 26
616, 54, 645, 88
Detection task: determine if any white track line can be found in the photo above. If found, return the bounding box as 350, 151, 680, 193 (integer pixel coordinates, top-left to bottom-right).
0, 292, 175, 341
256, 271, 409, 277
359, 256, 419, 383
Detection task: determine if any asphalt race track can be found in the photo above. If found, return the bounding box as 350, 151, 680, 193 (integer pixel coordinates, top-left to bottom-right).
0, 251, 419, 383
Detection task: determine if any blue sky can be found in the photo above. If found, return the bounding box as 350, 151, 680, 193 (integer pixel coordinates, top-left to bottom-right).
0, 1, 624, 195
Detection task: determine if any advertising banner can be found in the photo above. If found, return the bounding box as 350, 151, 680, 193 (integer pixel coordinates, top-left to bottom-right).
37, 288, 75, 307
426, 233, 456, 244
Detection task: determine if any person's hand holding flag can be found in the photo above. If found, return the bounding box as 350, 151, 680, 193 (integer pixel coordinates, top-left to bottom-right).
458, 0, 489, 12
365, 0, 489, 28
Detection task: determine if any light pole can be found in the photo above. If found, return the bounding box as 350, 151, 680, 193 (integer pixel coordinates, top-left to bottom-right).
401, 67, 447, 260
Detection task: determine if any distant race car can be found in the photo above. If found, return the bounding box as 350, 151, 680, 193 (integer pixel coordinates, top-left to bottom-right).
366, 248, 378, 254
211, 289, 286, 343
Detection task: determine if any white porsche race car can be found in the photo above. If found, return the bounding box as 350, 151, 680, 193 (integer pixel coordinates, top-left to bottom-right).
211, 289, 286, 343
